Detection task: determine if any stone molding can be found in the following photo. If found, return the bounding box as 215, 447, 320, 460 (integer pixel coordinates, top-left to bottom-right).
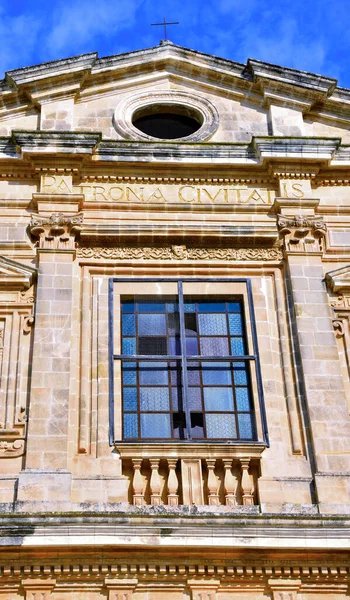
29, 212, 83, 249
277, 214, 327, 253
113, 90, 219, 142
77, 245, 283, 261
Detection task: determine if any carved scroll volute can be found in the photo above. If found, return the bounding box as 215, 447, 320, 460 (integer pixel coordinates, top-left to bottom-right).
277, 214, 327, 254
167, 458, 179, 505
29, 212, 83, 250
240, 458, 254, 506
132, 459, 145, 506
223, 458, 237, 506
206, 458, 220, 506
150, 458, 162, 506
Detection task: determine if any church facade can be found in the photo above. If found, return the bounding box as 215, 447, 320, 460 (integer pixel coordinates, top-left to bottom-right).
0, 42, 350, 599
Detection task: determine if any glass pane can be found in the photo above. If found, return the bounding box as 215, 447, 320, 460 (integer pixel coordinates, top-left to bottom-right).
228, 313, 242, 335
185, 313, 197, 336
123, 387, 137, 411
233, 367, 248, 385
187, 362, 200, 385
238, 414, 253, 439
184, 302, 196, 312
188, 387, 202, 410
122, 314, 136, 335
169, 337, 181, 355
204, 387, 234, 411
171, 387, 183, 411
198, 302, 226, 312
206, 414, 237, 439
191, 413, 204, 438
139, 336, 167, 355
170, 362, 181, 384
228, 302, 241, 313
138, 313, 166, 335
236, 387, 250, 411
124, 413, 138, 438
122, 300, 135, 313
200, 337, 229, 356
138, 301, 166, 312
186, 337, 199, 356
167, 302, 178, 313
173, 412, 186, 438
202, 362, 231, 385
230, 337, 245, 355
122, 362, 137, 385
140, 388, 169, 411
139, 361, 168, 385
198, 313, 227, 336
122, 338, 136, 355
168, 313, 180, 334
141, 413, 171, 438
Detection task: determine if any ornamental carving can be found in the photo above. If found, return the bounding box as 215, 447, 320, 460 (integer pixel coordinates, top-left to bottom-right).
277, 214, 327, 253
77, 245, 283, 261
331, 295, 350, 309
0, 438, 25, 458
29, 212, 83, 250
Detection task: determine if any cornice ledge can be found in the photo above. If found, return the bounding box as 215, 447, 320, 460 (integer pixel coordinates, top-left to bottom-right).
246, 59, 337, 96
0, 255, 37, 289
252, 136, 341, 161
12, 130, 101, 155
96, 140, 256, 163
331, 145, 350, 165
325, 265, 350, 293
0, 136, 20, 158
5, 52, 97, 87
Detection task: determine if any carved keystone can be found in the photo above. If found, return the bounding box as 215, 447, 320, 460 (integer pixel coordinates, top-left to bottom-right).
187, 579, 220, 600
104, 578, 138, 600
21, 578, 56, 599
268, 578, 301, 600
29, 212, 83, 250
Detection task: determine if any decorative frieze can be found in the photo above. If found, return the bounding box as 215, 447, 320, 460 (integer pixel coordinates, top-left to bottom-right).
29, 212, 83, 249
77, 245, 283, 261
277, 214, 327, 253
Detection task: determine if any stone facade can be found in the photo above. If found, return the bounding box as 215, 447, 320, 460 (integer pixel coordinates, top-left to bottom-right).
0, 42, 349, 598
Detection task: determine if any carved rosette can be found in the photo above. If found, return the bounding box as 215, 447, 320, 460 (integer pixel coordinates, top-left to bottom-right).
277, 214, 327, 254
29, 212, 83, 250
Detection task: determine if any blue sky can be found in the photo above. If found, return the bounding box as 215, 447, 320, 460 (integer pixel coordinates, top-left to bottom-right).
0, 0, 349, 87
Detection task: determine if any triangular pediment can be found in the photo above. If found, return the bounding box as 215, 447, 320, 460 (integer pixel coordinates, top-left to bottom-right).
326, 265, 350, 293
1, 42, 349, 126
0, 256, 36, 290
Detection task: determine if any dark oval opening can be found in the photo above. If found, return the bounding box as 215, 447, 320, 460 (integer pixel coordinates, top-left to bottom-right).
132, 104, 202, 139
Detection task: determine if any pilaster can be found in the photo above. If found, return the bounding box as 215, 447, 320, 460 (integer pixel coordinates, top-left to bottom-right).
274, 195, 350, 512
17, 193, 83, 505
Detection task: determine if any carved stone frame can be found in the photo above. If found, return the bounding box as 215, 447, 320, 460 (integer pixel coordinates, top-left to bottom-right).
113, 90, 219, 142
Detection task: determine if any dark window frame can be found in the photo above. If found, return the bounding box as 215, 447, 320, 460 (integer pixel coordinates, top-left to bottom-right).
109, 278, 269, 446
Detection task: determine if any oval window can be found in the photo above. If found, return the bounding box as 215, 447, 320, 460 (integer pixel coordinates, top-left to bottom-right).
132, 104, 202, 140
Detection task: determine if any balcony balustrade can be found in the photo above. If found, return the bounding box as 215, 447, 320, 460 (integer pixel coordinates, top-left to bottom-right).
116, 443, 265, 507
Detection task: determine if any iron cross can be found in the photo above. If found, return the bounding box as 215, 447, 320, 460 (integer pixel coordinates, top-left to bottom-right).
151, 17, 179, 40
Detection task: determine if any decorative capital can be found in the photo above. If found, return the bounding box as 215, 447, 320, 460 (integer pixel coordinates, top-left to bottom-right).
277, 213, 326, 254
29, 212, 83, 250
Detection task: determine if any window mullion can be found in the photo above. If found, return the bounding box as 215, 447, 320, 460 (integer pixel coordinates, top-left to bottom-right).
178, 281, 192, 440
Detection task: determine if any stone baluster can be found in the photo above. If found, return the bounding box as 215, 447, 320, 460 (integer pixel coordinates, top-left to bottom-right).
167, 458, 179, 505
206, 458, 220, 505
240, 458, 254, 506
132, 459, 145, 506
223, 458, 237, 506
150, 458, 162, 505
